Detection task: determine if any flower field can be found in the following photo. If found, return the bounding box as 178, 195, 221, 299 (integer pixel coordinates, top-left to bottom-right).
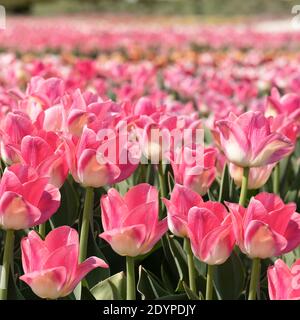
1, 15, 300, 301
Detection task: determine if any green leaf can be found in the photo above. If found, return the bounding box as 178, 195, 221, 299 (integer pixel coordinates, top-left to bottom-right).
91, 272, 126, 300
137, 266, 169, 299
182, 282, 199, 300
156, 293, 188, 300
51, 177, 80, 227
213, 251, 245, 300
166, 236, 189, 291
85, 227, 110, 288
218, 164, 230, 202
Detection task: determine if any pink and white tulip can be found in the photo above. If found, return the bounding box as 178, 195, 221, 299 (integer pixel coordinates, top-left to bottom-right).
163, 184, 203, 237
99, 183, 168, 257
227, 192, 300, 259
170, 146, 216, 196
216, 111, 293, 167
188, 201, 235, 265
0, 164, 60, 230
20, 226, 108, 299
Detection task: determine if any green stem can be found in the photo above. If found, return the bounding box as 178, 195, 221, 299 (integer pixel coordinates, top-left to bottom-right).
79, 187, 94, 263
239, 167, 249, 206
184, 238, 197, 295
205, 264, 214, 300
248, 258, 261, 300
158, 162, 167, 199
39, 223, 46, 239
0, 230, 15, 300
126, 256, 136, 300
273, 164, 280, 195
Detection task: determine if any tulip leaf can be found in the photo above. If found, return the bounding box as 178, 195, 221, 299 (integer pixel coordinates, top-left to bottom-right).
218, 164, 230, 202
91, 272, 126, 300
137, 266, 169, 299
166, 235, 189, 291
85, 228, 110, 288
182, 281, 199, 300
213, 251, 245, 300
51, 177, 80, 228
156, 293, 188, 300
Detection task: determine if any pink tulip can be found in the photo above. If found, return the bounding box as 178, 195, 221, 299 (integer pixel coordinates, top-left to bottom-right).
0, 164, 60, 230
188, 201, 235, 265
17, 133, 68, 188
227, 192, 300, 259
65, 126, 139, 188
0, 111, 35, 164
20, 76, 65, 122
216, 111, 293, 167
267, 259, 300, 300
229, 163, 275, 190
99, 183, 168, 257
170, 146, 216, 196
20, 226, 108, 299
266, 87, 300, 120
163, 184, 203, 237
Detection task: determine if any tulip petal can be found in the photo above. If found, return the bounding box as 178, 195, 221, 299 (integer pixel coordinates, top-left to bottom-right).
20, 266, 67, 299
200, 224, 234, 265
21, 231, 48, 273
268, 259, 292, 300
100, 224, 147, 257
124, 183, 158, 211
244, 220, 287, 258
67, 257, 109, 293
45, 226, 79, 251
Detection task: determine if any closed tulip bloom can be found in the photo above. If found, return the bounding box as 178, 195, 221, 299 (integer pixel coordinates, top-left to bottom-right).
0, 164, 60, 230
99, 183, 168, 257
163, 184, 203, 237
227, 193, 300, 259
229, 163, 275, 190
267, 259, 300, 300
65, 126, 138, 188
20, 226, 108, 299
187, 201, 235, 265
170, 146, 216, 196
216, 111, 293, 167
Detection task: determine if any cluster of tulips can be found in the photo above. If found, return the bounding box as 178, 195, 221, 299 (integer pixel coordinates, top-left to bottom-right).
1, 17, 300, 301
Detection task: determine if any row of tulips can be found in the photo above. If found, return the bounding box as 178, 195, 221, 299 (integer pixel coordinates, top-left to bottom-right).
0, 99, 300, 299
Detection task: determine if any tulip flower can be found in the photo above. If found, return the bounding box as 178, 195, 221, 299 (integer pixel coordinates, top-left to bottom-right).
170, 146, 216, 196
100, 183, 167, 257
227, 192, 300, 300
163, 183, 203, 294
100, 183, 167, 300
20, 226, 108, 299
16, 133, 68, 188
266, 87, 300, 120
0, 111, 35, 164
188, 200, 235, 299
163, 183, 203, 238
215, 111, 293, 168
267, 259, 300, 300
0, 164, 60, 231
227, 192, 300, 259
65, 126, 138, 188
188, 202, 235, 265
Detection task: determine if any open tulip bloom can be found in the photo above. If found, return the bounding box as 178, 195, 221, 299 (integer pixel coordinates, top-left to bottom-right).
20, 226, 108, 299
2, 16, 300, 302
